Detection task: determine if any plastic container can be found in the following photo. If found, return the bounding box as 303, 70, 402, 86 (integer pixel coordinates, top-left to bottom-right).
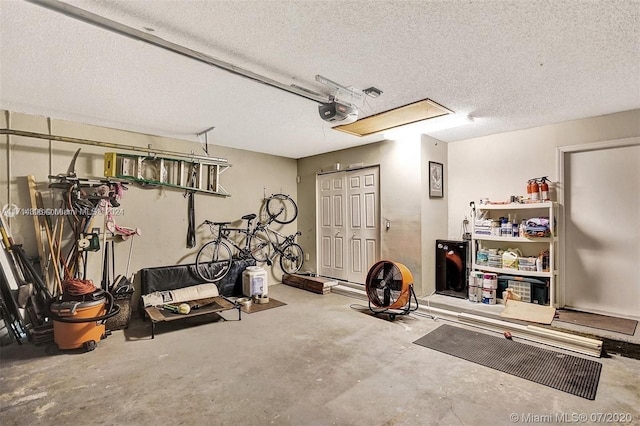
242, 266, 268, 297
468, 283, 480, 302
487, 254, 502, 268
502, 249, 522, 270
473, 271, 485, 287
468, 272, 483, 302
496, 275, 550, 305
482, 288, 497, 304
482, 273, 498, 289
507, 280, 532, 303
481, 273, 498, 304
476, 249, 489, 265
518, 257, 537, 272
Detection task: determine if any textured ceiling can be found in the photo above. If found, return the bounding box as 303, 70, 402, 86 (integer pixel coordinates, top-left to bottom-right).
1, 0, 639, 159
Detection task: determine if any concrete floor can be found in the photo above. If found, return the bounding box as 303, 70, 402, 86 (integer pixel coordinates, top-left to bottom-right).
1, 284, 639, 426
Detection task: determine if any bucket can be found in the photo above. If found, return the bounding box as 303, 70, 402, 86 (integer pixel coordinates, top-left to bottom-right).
468, 285, 481, 303
482, 273, 498, 289
242, 266, 268, 297
468, 272, 483, 302
473, 272, 484, 286
482, 288, 497, 305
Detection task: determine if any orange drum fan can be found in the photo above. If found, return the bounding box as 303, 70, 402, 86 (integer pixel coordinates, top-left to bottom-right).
365, 260, 419, 320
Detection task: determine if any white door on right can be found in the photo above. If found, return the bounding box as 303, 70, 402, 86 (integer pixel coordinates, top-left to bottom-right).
564, 142, 639, 317
317, 173, 347, 280
346, 167, 380, 284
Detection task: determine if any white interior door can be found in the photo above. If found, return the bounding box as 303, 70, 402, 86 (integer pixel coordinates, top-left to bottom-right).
563, 141, 640, 317
317, 173, 347, 280
346, 168, 379, 284
317, 167, 379, 283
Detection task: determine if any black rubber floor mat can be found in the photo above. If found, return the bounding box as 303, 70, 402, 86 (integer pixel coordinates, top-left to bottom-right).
413, 324, 602, 400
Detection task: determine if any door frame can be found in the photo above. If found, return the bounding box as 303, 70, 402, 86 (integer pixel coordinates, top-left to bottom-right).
557, 136, 640, 311
315, 165, 381, 283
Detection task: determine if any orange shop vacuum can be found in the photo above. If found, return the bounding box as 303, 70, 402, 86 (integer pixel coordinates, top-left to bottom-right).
49, 283, 120, 352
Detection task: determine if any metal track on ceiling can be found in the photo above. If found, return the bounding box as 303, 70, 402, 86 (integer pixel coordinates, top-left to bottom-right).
26, 0, 330, 105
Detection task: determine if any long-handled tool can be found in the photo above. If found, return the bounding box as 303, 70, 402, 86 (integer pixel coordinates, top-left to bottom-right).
101, 238, 109, 290
125, 235, 135, 279
43, 218, 63, 295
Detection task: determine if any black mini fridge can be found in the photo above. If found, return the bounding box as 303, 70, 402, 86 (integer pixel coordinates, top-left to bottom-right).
435, 240, 469, 298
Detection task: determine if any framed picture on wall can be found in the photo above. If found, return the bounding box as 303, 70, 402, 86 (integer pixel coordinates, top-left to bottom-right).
429, 161, 444, 198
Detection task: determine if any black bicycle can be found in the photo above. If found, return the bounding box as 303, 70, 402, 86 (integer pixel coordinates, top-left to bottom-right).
248, 215, 304, 275
265, 193, 298, 224
195, 213, 261, 282
195, 194, 303, 282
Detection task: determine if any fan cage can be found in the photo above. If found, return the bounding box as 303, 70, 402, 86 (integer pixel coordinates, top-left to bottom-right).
365, 260, 414, 309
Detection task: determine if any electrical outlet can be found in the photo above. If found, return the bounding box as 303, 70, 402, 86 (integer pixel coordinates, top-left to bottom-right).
305, 253, 309, 261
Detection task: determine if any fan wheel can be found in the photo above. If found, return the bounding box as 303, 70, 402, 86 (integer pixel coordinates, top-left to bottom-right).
365, 261, 413, 309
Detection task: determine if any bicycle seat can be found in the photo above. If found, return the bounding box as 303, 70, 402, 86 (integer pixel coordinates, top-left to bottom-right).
242, 213, 257, 221
212, 221, 231, 226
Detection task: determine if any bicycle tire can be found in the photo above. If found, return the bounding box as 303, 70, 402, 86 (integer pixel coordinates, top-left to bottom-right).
247, 231, 270, 263
280, 243, 304, 274
266, 194, 298, 224
195, 240, 233, 282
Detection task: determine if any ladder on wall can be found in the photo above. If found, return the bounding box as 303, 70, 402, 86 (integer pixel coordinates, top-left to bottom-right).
104, 152, 231, 196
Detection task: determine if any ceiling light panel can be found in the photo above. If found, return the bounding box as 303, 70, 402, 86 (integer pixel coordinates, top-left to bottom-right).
333, 99, 452, 137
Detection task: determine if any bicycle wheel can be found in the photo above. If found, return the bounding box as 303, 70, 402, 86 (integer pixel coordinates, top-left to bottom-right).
266, 194, 298, 224
195, 240, 233, 282
280, 243, 304, 274
247, 231, 270, 263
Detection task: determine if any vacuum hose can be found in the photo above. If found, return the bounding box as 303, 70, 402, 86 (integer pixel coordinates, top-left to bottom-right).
48, 291, 121, 323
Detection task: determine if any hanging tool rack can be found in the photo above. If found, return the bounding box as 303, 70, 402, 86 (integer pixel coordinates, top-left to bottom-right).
0, 127, 232, 197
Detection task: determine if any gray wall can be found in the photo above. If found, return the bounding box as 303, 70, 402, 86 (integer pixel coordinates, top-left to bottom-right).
447, 109, 640, 239
447, 108, 640, 314
1, 110, 298, 296
297, 135, 448, 296
5, 108, 639, 312
421, 135, 448, 295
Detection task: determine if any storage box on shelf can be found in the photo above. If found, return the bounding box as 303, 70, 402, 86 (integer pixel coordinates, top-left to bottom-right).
497, 275, 549, 305
471, 201, 558, 306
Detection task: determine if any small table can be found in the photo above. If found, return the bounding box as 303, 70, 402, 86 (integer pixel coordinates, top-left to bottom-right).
144, 296, 240, 339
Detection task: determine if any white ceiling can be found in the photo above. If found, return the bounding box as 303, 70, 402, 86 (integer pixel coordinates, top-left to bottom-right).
1, 0, 639, 159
